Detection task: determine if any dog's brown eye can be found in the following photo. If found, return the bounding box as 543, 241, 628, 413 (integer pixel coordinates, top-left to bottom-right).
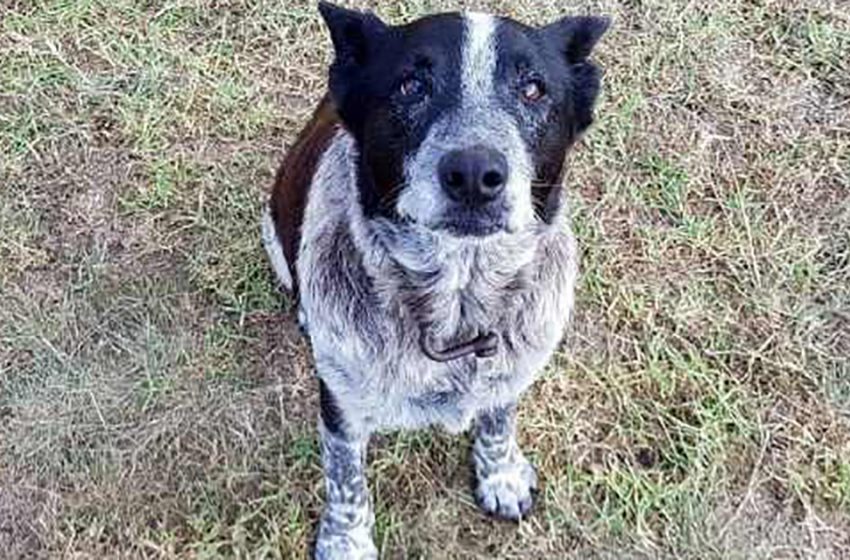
521, 79, 545, 102
400, 76, 425, 97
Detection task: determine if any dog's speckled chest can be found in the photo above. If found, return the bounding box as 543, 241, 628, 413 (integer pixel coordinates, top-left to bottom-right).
296, 133, 577, 434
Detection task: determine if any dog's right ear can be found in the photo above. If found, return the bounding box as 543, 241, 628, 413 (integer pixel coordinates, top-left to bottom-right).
540, 15, 610, 65
318, 2, 388, 67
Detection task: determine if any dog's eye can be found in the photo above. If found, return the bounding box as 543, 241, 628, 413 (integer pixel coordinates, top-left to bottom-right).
521, 79, 545, 103
399, 76, 426, 98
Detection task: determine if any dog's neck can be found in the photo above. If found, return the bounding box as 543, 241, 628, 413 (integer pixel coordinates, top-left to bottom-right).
335, 131, 564, 350
349, 204, 543, 343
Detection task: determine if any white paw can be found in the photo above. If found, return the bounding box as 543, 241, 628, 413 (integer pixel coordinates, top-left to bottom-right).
474, 455, 537, 520
314, 522, 377, 560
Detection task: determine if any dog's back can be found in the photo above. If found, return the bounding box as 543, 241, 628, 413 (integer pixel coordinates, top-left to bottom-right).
262, 95, 339, 297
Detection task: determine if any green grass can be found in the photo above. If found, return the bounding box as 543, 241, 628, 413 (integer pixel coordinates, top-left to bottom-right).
1, 0, 849, 558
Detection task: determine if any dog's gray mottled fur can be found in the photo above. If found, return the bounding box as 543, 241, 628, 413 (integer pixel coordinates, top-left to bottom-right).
297, 130, 576, 558
298, 129, 577, 434
263, 10, 599, 559
473, 404, 538, 519
314, 419, 376, 559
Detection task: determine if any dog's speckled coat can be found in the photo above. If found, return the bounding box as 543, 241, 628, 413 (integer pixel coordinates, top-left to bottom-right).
264, 4, 608, 558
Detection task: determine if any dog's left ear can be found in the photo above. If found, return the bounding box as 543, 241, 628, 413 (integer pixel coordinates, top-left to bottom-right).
318, 2, 390, 128
318, 2, 389, 67
541, 15, 610, 64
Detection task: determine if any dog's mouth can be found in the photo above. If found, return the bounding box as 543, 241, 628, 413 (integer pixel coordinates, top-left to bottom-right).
434, 202, 509, 237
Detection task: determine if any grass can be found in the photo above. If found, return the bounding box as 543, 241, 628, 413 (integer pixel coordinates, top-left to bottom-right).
1, 0, 848, 558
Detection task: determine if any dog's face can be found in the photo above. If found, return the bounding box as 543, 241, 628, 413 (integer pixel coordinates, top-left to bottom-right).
320, 3, 608, 237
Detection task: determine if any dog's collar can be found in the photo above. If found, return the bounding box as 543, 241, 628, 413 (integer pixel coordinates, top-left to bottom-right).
419, 330, 499, 362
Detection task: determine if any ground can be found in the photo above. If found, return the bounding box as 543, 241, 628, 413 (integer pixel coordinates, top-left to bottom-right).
0, 0, 848, 558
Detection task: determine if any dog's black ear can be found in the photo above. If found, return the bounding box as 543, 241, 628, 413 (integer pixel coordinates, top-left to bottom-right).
318, 2, 388, 66
542, 16, 610, 134
541, 15, 610, 64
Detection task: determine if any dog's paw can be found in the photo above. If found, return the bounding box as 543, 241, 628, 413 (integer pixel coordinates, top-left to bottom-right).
474, 455, 537, 521
314, 523, 377, 560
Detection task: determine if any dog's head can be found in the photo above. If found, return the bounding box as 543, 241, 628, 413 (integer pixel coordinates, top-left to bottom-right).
319, 2, 609, 237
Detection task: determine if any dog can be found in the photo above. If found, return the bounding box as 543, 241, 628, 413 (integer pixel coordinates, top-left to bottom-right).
262, 3, 608, 558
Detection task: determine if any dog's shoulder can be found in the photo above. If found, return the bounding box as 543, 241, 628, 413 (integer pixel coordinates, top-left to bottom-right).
268, 95, 341, 296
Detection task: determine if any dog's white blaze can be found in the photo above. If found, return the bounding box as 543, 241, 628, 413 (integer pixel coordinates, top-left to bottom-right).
462, 12, 497, 106
462, 12, 535, 231
399, 11, 535, 232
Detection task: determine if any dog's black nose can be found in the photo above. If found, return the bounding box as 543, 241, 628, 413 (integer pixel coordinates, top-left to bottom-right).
438, 146, 508, 204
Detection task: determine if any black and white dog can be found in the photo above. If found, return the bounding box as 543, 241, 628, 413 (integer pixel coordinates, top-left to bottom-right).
262, 3, 608, 558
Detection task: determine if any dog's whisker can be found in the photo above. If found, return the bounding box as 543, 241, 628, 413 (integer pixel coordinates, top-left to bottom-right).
379, 182, 407, 205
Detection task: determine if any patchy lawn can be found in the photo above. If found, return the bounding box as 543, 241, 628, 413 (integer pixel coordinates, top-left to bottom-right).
1, 0, 848, 558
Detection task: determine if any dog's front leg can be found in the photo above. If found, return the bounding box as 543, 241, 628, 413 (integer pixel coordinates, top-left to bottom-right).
314, 381, 376, 560
472, 403, 537, 520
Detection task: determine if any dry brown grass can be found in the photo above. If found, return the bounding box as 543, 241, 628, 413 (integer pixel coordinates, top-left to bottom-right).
1, 0, 848, 558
